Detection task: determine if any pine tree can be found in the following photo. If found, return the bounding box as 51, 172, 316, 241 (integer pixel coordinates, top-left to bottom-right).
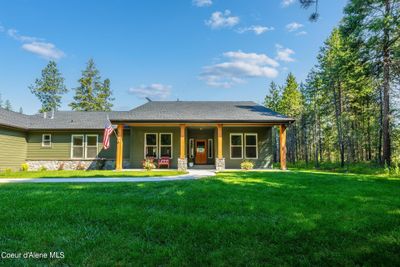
69, 59, 114, 111
29, 61, 67, 112
4, 100, 12, 111
342, 0, 400, 165
19, 107, 23, 114
0, 93, 3, 108
264, 81, 282, 163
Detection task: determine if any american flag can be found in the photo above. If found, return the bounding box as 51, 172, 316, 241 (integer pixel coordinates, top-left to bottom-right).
103, 119, 114, 150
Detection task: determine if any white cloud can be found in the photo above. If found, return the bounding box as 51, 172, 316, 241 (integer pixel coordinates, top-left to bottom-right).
236, 25, 274, 35
193, 0, 212, 7
7, 29, 40, 42
275, 44, 295, 62
2, 27, 65, 60
200, 50, 279, 88
282, 0, 295, 7
205, 10, 239, 29
286, 22, 304, 32
22, 42, 65, 60
129, 83, 171, 99
296, 31, 307, 36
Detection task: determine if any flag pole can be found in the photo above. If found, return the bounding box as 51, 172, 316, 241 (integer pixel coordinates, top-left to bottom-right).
107, 114, 119, 139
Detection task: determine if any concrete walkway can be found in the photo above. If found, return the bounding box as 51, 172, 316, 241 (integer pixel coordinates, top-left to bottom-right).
0, 169, 216, 184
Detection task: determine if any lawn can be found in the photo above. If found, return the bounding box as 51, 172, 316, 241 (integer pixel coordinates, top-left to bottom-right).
0, 171, 399, 266
0, 170, 185, 178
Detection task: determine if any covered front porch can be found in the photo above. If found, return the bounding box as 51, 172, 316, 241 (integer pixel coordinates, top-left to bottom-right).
111, 123, 288, 171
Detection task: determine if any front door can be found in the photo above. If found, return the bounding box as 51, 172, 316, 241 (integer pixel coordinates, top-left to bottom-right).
195, 140, 207, 164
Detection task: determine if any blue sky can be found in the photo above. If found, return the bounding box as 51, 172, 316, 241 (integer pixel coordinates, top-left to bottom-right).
0, 0, 347, 114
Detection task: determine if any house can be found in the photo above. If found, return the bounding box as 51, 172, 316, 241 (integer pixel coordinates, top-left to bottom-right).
0, 101, 294, 171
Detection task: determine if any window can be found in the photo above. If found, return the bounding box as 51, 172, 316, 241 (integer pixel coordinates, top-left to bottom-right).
208, 139, 213, 158
71, 135, 84, 159
145, 133, 158, 158
189, 139, 194, 158
42, 134, 51, 147
159, 133, 173, 158
245, 134, 258, 159
230, 133, 243, 159
86, 135, 98, 159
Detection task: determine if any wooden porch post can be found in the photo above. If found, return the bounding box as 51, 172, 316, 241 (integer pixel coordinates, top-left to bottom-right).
280, 124, 287, 170
180, 124, 186, 159
116, 124, 124, 171
217, 124, 223, 159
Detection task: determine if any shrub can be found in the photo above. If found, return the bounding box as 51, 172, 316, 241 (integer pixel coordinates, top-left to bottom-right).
142, 158, 156, 171
5, 168, 12, 174
241, 160, 254, 170
20, 163, 29, 172
76, 162, 86, 171
39, 166, 48, 171
57, 162, 65, 171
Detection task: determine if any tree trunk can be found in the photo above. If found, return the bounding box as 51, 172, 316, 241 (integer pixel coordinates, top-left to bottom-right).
382, 0, 391, 166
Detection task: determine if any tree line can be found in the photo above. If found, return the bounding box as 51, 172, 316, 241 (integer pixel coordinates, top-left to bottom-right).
29, 59, 114, 113
266, 0, 400, 167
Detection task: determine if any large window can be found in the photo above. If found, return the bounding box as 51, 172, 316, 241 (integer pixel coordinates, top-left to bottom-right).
245, 134, 258, 159
71, 135, 84, 159
86, 135, 98, 159
145, 133, 158, 158
208, 139, 213, 159
42, 134, 52, 147
230, 133, 243, 159
159, 133, 173, 158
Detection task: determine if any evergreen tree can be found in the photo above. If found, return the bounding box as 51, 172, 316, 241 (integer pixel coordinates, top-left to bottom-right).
0, 93, 3, 108
19, 107, 23, 114
4, 100, 12, 111
29, 61, 67, 112
342, 0, 400, 165
264, 81, 281, 112
69, 59, 114, 111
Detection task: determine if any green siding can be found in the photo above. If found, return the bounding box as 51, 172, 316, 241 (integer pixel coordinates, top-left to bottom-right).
27, 130, 130, 160
0, 127, 27, 171
130, 127, 181, 168
222, 127, 272, 169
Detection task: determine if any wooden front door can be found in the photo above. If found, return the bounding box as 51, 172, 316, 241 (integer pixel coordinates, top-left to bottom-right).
195, 140, 207, 164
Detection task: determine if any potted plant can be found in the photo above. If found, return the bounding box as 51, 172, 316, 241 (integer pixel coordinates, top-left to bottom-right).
188, 158, 194, 167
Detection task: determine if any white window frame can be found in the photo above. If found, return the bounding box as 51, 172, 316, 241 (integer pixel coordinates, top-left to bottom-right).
230, 133, 243, 159
71, 134, 85, 159
208, 139, 213, 159
144, 133, 158, 158
85, 134, 99, 159
42, 134, 52, 147
189, 138, 195, 159
159, 133, 173, 159
245, 133, 258, 159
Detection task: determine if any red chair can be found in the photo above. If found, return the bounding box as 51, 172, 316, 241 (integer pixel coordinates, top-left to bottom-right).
158, 157, 170, 168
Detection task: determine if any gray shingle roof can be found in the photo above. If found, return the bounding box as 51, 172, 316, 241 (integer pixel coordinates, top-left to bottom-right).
0, 101, 293, 130
111, 101, 294, 123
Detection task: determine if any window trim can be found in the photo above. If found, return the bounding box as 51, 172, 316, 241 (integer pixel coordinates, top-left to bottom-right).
159, 133, 173, 159
245, 133, 258, 159
85, 134, 99, 159
230, 133, 243, 159
144, 133, 158, 159
208, 139, 213, 159
42, 134, 52, 148
71, 134, 85, 159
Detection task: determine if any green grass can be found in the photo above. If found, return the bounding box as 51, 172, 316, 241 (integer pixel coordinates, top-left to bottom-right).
0, 170, 185, 178
0, 171, 399, 265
